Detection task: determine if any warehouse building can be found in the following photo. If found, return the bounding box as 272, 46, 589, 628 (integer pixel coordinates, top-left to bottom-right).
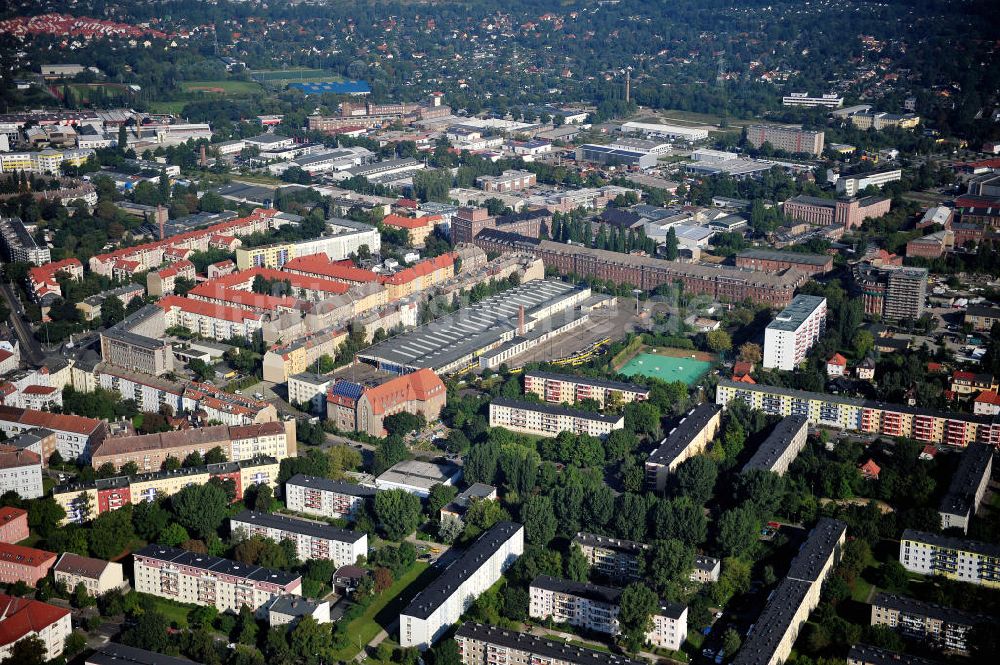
357, 280, 590, 375
575, 144, 658, 170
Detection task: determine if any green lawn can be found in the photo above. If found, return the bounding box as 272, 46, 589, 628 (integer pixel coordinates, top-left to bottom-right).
147, 101, 189, 115
330, 561, 431, 661
180, 80, 263, 96
141, 594, 196, 628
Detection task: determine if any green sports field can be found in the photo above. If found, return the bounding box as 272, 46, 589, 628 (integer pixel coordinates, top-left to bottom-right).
620, 353, 712, 386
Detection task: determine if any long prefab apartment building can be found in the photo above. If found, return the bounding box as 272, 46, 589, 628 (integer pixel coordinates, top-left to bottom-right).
741, 415, 810, 476
399, 521, 524, 649
132, 544, 302, 614
229, 510, 367, 568
523, 370, 650, 407
455, 622, 645, 665
489, 398, 624, 439
645, 403, 722, 491
716, 379, 999, 447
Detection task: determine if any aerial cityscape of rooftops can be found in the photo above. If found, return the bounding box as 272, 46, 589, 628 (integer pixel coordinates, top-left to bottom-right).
0, 0, 998, 664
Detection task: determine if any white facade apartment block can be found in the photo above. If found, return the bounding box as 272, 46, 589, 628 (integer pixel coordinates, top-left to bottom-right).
284, 474, 376, 519
489, 398, 624, 439
528, 576, 688, 652
763, 295, 827, 371
647, 605, 689, 652
400, 522, 524, 649
0, 459, 43, 500
287, 373, 332, 414
133, 544, 302, 615
229, 511, 367, 568
529, 577, 619, 635
0, 602, 71, 661
899, 530, 1000, 588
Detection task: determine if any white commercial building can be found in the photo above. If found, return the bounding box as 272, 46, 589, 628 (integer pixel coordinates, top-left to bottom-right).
619, 122, 709, 142
284, 474, 376, 519
375, 460, 462, 498
229, 510, 367, 568
763, 295, 828, 371
400, 522, 524, 649
835, 169, 902, 197
781, 93, 845, 108
132, 544, 302, 614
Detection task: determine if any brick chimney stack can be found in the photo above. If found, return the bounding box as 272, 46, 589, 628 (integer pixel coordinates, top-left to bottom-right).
518, 305, 525, 336
200, 144, 207, 167
155, 205, 167, 239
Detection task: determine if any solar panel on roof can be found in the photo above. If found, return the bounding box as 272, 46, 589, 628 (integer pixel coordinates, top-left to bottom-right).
332, 381, 364, 399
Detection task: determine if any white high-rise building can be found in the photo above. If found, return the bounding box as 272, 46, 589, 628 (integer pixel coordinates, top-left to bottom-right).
763, 295, 827, 371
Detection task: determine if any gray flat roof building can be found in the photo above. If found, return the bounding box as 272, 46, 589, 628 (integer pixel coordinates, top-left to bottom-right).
766, 295, 827, 334
741, 415, 810, 475
455, 622, 644, 665
230, 509, 366, 544
86, 643, 197, 665
402, 522, 523, 620
648, 403, 722, 466
358, 279, 586, 374
846, 645, 941, 665
285, 473, 376, 498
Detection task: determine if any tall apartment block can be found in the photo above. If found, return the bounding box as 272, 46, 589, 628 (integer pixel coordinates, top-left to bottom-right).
763, 295, 827, 371
0, 216, 51, 265
746, 125, 825, 156
229, 510, 367, 568
132, 544, 302, 614
399, 522, 524, 649
523, 370, 650, 408
899, 530, 1000, 588
571, 532, 649, 582
645, 404, 722, 491
853, 263, 928, 322
283, 473, 376, 519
